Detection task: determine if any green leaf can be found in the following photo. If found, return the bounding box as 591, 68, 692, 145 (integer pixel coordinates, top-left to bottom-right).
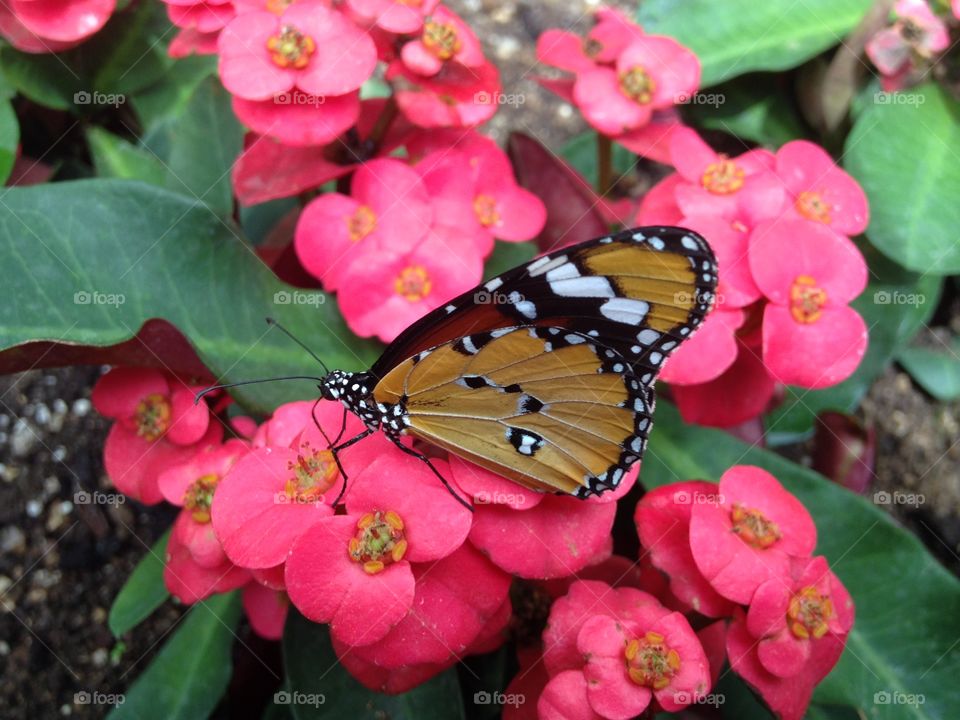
0, 179, 380, 412
86, 127, 169, 186
637, 0, 874, 87
282, 610, 465, 720
645, 403, 960, 719
484, 241, 537, 281
0, 99, 18, 184
108, 592, 241, 720
845, 83, 960, 274
684, 73, 808, 146
560, 132, 637, 189
765, 245, 942, 443
141, 77, 243, 216
108, 530, 171, 637
897, 343, 960, 402
0, 47, 86, 110
131, 55, 218, 134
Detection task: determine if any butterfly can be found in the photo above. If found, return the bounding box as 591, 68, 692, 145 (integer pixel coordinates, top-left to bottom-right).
311, 225, 718, 503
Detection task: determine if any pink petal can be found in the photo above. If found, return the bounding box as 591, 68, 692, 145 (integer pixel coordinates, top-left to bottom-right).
636, 174, 684, 225
218, 12, 294, 101
746, 578, 791, 638
401, 39, 443, 76
613, 111, 679, 164
285, 515, 415, 646
354, 158, 434, 245
242, 582, 288, 640
11, 0, 114, 42
617, 36, 700, 109
294, 192, 362, 291
661, 307, 744, 385
539, 671, 605, 720
758, 631, 810, 678
167, 386, 211, 445
762, 304, 868, 388
448, 455, 543, 510
536, 29, 596, 73
92, 367, 169, 420
574, 67, 650, 135
231, 90, 360, 147
669, 126, 717, 182
581, 628, 653, 719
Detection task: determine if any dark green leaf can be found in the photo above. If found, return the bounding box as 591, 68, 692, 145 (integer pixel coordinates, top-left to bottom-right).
645, 403, 960, 719
282, 609, 465, 720
0, 179, 380, 412
108, 592, 241, 720
484, 241, 537, 281
765, 245, 942, 443
86, 127, 169, 186
845, 83, 960, 274
108, 530, 170, 637
0, 99, 18, 184
897, 343, 960, 401
131, 55, 218, 134
0, 47, 86, 110
684, 73, 807, 146
637, 0, 874, 87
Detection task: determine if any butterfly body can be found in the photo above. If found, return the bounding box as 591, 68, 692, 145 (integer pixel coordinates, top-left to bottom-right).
319, 226, 717, 499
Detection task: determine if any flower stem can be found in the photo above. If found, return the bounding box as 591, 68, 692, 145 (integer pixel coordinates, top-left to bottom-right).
597, 134, 613, 197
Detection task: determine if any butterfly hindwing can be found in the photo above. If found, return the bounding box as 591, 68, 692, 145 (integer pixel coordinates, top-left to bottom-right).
373, 326, 653, 497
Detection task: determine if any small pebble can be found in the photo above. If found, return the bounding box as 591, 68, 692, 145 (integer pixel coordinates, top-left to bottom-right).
26, 499, 43, 518
34, 403, 51, 427
72, 398, 92, 417
53, 399, 68, 415
11, 418, 39, 457
91, 648, 108, 667
52, 446, 68, 463
0, 526, 26, 554
0, 640, 10, 655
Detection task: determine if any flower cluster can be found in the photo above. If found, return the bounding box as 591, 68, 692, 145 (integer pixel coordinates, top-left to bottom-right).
92, 372, 636, 688
0, 0, 115, 52
865, 0, 952, 91
503, 466, 853, 720
536, 8, 698, 162
634, 128, 870, 428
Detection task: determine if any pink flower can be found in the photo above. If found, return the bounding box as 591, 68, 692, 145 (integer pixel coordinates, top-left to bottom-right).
636, 173, 684, 225
670, 127, 783, 221
774, 140, 869, 235
689, 466, 817, 604
537, 7, 644, 73
661, 306, 745, 385
242, 582, 288, 640
232, 90, 361, 147
346, 0, 439, 34
417, 134, 547, 249
284, 451, 473, 647
750, 219, 868, 388
294, 158, 434, 291
634, 482, 736, 618
672, 338, 777, 428
954, 0, 960, 20
451, 457, 635, 579
169, 27, 220, 57
335, 223, 484, 342
727, 557, 854, 720
399, 5, 484, 77
166, 0, 233, 33
164, 511, 250, 603
389, 59, 501, 128
218, 1, 376, 101
92, 367, 218, 504
3, 0, 115, 46
211, 400, 387, 569
572, 36, 699, 135
866, 0, 950, 78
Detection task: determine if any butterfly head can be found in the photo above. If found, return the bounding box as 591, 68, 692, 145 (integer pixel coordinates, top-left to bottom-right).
318, 369, 357, 401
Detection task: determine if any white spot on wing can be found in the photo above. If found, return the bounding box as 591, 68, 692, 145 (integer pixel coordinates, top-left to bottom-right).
637, 329, 660, 345
600, 298, 650, 325
545, 263, 580, 282
550, 276, 615, 298
527, 254, 568, 277
682, 235, 699, 250
510, 291, 537, 319
485, 277, 503, 292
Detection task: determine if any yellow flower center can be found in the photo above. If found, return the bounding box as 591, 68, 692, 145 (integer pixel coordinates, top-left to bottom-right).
135, 393, 171, 441
790, 274, 827, 324
422, 20, 461, 60
795, 190, 831, 224
625, 631, 681, 690
265, 0, 294, 15
394, 265, 432, 302
283, 442, 338, 503
582, 37, 603, 58
184, 473, 219, 523
701, 156, 745, 195
347, 205, 377, 242
730, 503, 781, 549
348, 510, 408, 574
619, 66, 656, 104
473, 194, 499, 227
266, 25, 316, 69
788, 586, 834, 640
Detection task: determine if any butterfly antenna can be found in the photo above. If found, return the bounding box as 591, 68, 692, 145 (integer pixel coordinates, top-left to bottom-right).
195, 375, 324, 404
266, 317, 330, 374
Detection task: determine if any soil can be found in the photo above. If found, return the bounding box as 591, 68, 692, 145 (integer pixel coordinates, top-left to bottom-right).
3, 0, 959, 718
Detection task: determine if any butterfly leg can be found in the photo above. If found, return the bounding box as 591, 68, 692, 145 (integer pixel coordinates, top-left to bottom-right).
328, 428, 374, 507
388, 438, 474, 513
